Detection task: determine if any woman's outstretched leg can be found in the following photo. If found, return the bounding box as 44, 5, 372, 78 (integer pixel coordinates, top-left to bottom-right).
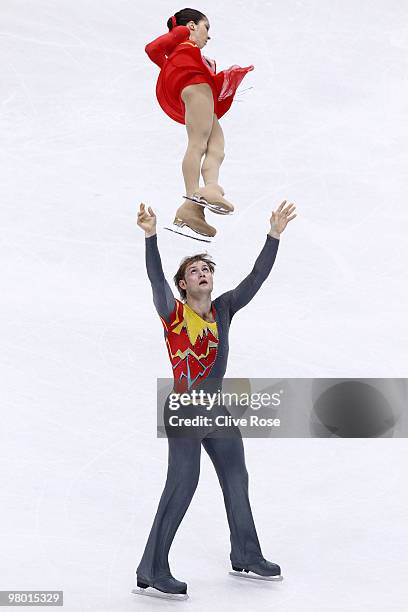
181, 83, 214, 196
197, 114, 234, 213
171, 82, 216, 238
201, 114, 225, 187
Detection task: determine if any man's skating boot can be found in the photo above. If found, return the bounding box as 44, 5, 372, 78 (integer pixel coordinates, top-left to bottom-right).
230, 557, 283, 582
132, 571, 188, 600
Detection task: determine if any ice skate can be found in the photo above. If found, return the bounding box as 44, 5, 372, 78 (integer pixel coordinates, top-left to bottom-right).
132, 573, 189, 601
184, 183, 235, 215
164, 201, 216, 242
229, 558, 283, 582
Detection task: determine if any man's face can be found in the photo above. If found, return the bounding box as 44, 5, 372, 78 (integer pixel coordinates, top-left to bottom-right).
188, 18, 210, 49
179, 260, 214, 299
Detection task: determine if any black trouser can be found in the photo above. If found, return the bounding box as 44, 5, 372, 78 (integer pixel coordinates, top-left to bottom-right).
137, 411, 263, 580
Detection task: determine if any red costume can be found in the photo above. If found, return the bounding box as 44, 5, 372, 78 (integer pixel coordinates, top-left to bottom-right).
159, 299, 219, 393
145, 25, 254, 124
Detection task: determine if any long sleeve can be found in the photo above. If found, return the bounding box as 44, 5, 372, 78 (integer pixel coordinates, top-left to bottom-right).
145, 25, 190, 68
218, 235, 280, 316
145, 234, 176, 322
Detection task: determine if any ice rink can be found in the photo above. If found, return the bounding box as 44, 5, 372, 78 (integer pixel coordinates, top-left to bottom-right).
1, 0, 408, 609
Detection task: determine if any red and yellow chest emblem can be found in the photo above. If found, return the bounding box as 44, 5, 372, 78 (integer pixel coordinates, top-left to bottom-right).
160, 300, 218, 392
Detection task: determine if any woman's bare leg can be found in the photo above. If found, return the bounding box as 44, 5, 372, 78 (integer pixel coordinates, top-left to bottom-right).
196, 114, 234, 212
201, 115, 225, 187
171, 83, 216, 238
181, 83, 214, 196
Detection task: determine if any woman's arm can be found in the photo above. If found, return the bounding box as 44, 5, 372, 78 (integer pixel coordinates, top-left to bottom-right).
145, 25, 190, 68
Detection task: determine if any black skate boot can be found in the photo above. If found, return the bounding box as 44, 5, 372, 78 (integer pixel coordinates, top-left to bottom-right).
230, 557, 283, 582
132, 572, 188, 600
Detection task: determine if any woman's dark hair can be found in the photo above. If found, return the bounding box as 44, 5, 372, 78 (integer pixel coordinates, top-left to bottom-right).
167, 8, 206, 31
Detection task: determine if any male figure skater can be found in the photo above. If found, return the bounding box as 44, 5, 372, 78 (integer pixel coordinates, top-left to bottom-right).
134, 200, 296, 600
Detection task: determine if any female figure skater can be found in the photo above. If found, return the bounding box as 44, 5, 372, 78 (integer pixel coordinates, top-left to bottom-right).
145, 8, 254, 241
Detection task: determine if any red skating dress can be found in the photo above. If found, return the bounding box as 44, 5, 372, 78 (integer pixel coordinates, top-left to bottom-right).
145, 25, 254, 124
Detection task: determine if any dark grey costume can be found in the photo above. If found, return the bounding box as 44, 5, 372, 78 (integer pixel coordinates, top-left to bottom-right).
137, 233, 280, 590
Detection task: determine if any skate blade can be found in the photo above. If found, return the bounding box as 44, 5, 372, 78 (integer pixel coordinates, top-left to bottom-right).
131, 587, 189, 601
184, 195, 233, 215
164, 223, 213, 243
229, 571, 283, 582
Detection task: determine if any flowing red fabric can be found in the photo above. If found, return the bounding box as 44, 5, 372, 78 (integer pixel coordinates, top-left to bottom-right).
145, 26, 254, 124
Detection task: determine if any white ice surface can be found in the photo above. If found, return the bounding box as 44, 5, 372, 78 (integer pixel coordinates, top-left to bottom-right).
1, 0, 408, 610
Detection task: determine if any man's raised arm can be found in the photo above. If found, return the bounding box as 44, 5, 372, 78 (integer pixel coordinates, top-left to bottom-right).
137, 203, 176, 322
221, 201, 297, 316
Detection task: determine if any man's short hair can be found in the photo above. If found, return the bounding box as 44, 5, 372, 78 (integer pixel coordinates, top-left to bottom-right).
173, 253, 216, 301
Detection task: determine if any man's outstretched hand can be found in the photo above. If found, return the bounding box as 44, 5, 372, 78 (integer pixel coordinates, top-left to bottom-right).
269, 201, 297, 239
137, 203, 157, 237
